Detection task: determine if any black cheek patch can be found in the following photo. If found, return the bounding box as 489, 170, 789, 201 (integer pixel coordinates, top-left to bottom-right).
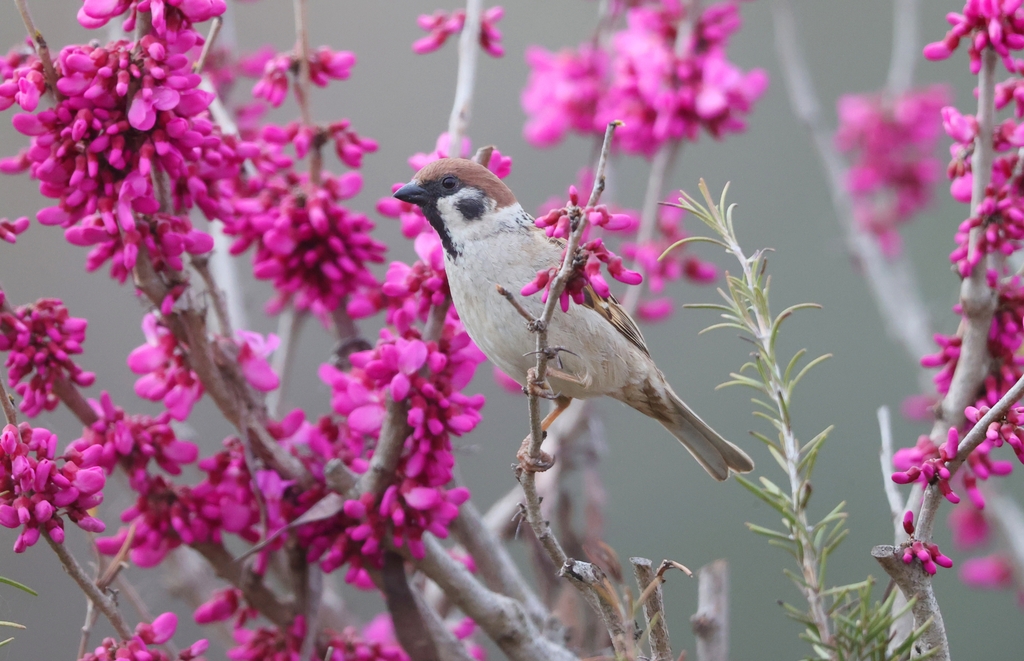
456, 197, 486, 221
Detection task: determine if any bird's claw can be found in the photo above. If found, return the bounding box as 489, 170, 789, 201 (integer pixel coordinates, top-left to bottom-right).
516, 446, 555, 473
523, 345, 579, 370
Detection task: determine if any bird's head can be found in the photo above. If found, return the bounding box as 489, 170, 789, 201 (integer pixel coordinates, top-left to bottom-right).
393, 158, 522, 260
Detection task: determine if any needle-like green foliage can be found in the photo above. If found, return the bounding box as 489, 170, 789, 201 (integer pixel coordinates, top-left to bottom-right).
0, 575, 33, 648
662, 181, 929, 661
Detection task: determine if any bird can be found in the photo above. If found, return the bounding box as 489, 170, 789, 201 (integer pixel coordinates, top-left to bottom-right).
393, 157, 753, 481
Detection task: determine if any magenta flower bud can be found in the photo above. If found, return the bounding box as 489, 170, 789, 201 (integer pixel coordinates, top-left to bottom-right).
903, 510, 915, 535
150, 612, 177, 644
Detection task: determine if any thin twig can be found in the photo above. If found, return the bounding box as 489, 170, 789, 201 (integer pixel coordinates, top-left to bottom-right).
447, 0, 484, 152
632, 557, 672, 661
621, 140, 681, 313
0, 376, 16, 425
13, 0, 60, 101
193, 16, 223, 75
45, 531, 134, 640
192, 254, 235, 339
292, 0, 322, 185
267, 307, 307, 419
885, 0, 920, 96
877, 406, 905, 526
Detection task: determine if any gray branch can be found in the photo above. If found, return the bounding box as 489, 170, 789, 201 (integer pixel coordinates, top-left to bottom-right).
691, 560, 729, 661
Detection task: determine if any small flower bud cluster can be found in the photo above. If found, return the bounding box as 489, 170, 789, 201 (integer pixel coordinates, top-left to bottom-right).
521, 182, 644, 311
902, 539, 954, 575
413, 6, 505, 57
0, 216, 28, 244
251, 47, 356, 108
892, 428, 964, 504
0, 422, 106, 552
128, 313, 203, 421
924, 0, 1024, 74
99, 438, 266, 569
0, 296, 95, 416
379, 233, 451, 325
834, 86, 950, 256
65, 391, 199, 486
79, 612, 207, 661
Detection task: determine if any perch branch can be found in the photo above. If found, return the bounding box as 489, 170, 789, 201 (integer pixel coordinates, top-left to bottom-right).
509, 121, 631, 657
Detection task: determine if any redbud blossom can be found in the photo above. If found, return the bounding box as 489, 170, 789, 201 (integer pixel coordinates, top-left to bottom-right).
902, 539, 954, 575
127, 313, 203, 421
0, 296, 95, 417
923, 0, 1024, 73
0, 422, 106, 552
960, 554, 1015, 589
835, 86, 949, 256
413, 6, 504, 57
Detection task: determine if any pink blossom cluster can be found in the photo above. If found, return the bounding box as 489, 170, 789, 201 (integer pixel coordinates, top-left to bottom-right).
65, 391, 199, 486
128, 313, 203, 421
924, 0, 1024, 73
834, 86, 950, 256
307, 322, 482, 577
98, 438, 267, 568
0, 422, 106, 552
521, 45, 607, 148
522, 1, 767, 156
948, 502, 1020, 592
77, 0, 226, 41
377, 233, 451, 326
0, 295, 95, 416
413, 6, 504, 57
79, 612, 207, 661
902, 539, 955, 575
1, 30, 225, 282
621, 201, 717, 321
250, 47, 356, 108
892, 428, 966, 504
224, 165, 385, 323
228, 615, 410, 661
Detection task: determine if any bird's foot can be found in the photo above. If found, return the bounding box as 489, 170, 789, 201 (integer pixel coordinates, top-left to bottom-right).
523, 345, 579, 370
516, 446, 555, 473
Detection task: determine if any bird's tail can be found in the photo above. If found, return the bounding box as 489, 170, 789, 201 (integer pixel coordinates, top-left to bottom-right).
653, 385, 754, 481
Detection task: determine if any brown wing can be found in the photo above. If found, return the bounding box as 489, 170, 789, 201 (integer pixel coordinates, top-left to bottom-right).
581, 283, 651, 358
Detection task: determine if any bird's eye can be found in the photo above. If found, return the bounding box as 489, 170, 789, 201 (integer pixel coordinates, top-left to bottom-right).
441, 175, 457, 190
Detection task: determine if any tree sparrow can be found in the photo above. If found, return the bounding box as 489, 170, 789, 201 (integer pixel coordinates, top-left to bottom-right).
394, 158, 753, 480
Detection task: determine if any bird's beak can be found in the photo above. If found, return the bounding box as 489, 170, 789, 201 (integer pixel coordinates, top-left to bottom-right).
394, 182, 429, 206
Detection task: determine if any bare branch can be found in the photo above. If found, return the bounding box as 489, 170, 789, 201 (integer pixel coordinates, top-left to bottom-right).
512, 121, 632, 658
266, 307, 307, 419
877, 406, 904, 526
192, 542, 295, 628
885, 0, 919, 96
0, 375, 15, 426
193, 16, 223, 75
447, 0, 483, 152
405, 535, 578, 661
45, 531, 134, 641
871, 545, 944, 657
690, 560, 728, 661
12, 0, 60, 101
632, 557, 672, 661
354, 393, 409, 498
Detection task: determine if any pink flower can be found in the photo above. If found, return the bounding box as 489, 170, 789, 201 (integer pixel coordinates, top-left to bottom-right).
960, 554, 1014, 589
127, 314, 203, 420
0, 216, 28, 244
522, 44, 607, 147
0, 297, 95, 417
235, 330, 280, 392
923, 0, 1024, 73
0, 421, 107, 552
835, 86, 950, 256
413, 6, 504, 57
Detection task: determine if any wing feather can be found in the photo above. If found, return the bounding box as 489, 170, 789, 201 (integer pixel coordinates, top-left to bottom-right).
581, 284, 651, 357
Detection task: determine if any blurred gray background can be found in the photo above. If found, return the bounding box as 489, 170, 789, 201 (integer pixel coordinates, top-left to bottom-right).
1, 0, 1022, 658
